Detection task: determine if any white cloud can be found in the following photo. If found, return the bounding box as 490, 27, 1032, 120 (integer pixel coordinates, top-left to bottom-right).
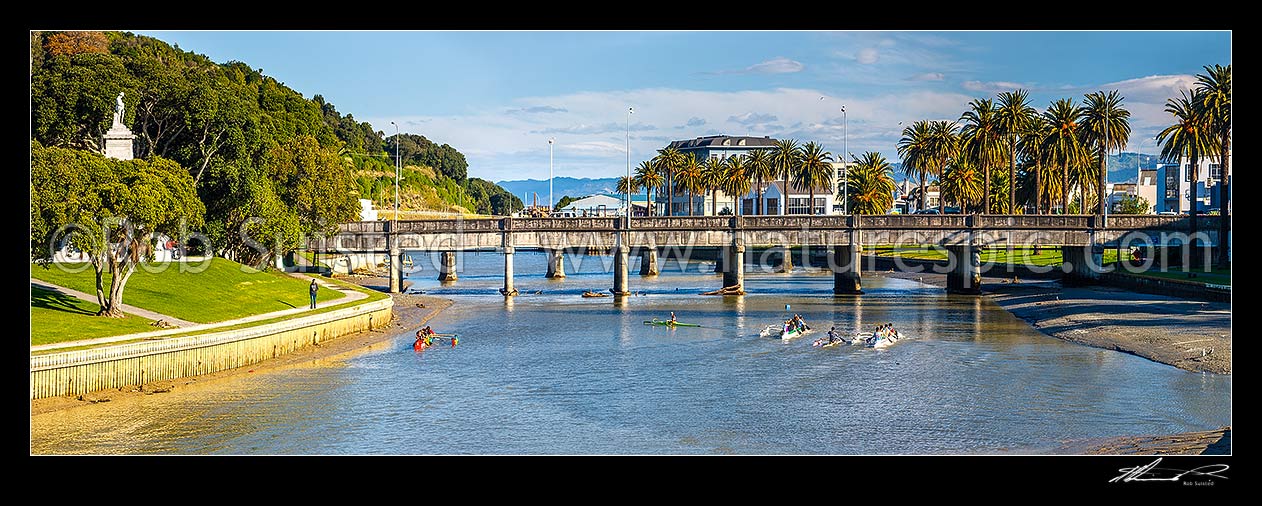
506, 105, 568, 115
856, 48, 879, 64
710, 57, 806, 75
962, 80, 1030, 93
907, 72, 945, 81
534, 122, 656, 135
728, 112, 778, 125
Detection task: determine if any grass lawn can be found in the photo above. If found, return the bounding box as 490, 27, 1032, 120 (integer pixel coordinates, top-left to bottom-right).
31, 286, 154, 345
867, 246, 1121, 267
30, 258, 345, 324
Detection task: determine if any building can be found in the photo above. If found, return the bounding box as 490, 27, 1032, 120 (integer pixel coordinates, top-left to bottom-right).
738, 181, 835, 215
829, 161, 856, 213
358, 199, 378, 221
557, 194, 625, 217
659, 135, 779, 216
1155, 152, 1231, 214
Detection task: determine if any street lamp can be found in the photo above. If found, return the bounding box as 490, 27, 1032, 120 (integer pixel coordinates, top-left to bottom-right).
549, 138, 555, 212
842, 104, 848, 215
627, 107, 633, 223
390, 121, 399, 223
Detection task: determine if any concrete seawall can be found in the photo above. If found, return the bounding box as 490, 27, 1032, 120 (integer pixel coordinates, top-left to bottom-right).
30, 298, 394, 400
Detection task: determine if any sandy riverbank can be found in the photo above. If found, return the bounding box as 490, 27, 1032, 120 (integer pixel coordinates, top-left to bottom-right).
30, 290, 452, 416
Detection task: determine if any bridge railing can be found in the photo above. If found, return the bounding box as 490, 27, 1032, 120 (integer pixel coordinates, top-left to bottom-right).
861, 215, 971, 229
510, 217, 618, 231
631, 216, 732, 230
742, 216, 849, 229
394, 219, 502, 232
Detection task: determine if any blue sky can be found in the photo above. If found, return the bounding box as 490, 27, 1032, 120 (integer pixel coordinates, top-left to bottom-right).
143, 30, 1230, 182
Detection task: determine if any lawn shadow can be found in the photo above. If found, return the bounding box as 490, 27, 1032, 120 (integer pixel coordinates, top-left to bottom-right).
277, 300, 297, 309
31, 285, 95, 316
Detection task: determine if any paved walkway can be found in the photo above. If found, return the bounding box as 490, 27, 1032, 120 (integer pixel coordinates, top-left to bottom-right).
31, 274, 369, 352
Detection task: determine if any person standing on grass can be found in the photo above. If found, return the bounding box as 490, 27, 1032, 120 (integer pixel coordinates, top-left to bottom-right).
309, 279, 319, 309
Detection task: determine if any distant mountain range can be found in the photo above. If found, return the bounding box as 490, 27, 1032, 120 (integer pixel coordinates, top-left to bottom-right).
495, 177, 621, 206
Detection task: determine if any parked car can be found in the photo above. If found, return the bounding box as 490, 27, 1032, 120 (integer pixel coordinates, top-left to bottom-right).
913, 209, 940, 215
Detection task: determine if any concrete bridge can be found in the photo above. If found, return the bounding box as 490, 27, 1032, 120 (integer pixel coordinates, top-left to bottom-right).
304, 215, 1221, 296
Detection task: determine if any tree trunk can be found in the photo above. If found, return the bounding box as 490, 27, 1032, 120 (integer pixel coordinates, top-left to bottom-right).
756, 178, 763, 215
688, 192, 694, 217
1009, 137, 1017, 213
1035, 162, 1042, 216
712, 189, 718, 216
983, 162, 990, 214
937, 164, 945, 214
1098, 145, 1108, 216
1189, 152, 1200, 268
919, 174, 927, 213
1080, 181, 1087, 215
1217, 136, 1230, 267
1061, 160, 1070, 214
667, 173, 674, 217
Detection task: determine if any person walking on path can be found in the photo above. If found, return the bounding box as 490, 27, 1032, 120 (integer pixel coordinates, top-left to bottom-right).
309, 278, 319, 309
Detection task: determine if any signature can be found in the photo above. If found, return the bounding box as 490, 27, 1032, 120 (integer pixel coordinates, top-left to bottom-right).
1110, 458, 1229, 483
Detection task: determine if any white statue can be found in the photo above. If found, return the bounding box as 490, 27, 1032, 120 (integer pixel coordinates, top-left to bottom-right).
113, 91, 125, 125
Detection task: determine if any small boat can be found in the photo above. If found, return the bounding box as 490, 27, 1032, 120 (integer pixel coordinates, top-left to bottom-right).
865, 330, 903, 349
780, 325, 812, 340
582, 291, 610, 298
812, 336, 845, 348
643, 319, 701, 327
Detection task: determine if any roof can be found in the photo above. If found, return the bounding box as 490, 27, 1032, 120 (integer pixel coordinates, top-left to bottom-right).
667, 135, 779, 150
562, 194, 624, 209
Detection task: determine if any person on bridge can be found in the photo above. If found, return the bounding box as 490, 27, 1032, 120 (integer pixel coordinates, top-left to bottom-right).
309, 278, 319, 309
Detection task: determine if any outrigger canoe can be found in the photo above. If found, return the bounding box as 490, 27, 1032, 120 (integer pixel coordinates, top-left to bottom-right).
643, 319, 701, 327
582, 291, 610, 298
779, 325, 811, 340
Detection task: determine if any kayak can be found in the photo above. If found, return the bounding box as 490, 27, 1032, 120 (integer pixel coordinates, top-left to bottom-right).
582, 291, 610, 298
780, 325, 811, 340
865, 330, 903, 349
812, 336, 845, 348
643, 319, 701, 327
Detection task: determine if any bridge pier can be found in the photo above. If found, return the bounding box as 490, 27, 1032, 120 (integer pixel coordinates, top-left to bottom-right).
721, 244, 745, 290
545, 249, 566, 279
1062, 245, 1103, 286
388, 247, 402, 293
639, 248, 659, 276
612, 245, 631, 296
438, 251, 458, 282
946, 245, 981, 295
775, 245, 793, 273
714, 246, 725, 274
831, 245, 863, 295
500, 247, 518, 296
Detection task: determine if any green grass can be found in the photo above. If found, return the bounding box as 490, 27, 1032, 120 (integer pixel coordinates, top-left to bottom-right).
30, 286, 155, 345
867, 246, 1121, 267
30, 274, 392, 354
30, 258, 345, 324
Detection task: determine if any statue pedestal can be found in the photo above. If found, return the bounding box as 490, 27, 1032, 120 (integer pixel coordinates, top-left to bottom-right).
102, 122, 135, 161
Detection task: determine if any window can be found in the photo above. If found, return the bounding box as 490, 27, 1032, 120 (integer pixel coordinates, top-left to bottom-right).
1165, 167, 1179, 199
813, 197, 826, 215
742, 199, 754, 215
1209, 164, 1222, 180
787, 198, 811, 215
1185, 164, 1193, 182
765, 198, 779, 215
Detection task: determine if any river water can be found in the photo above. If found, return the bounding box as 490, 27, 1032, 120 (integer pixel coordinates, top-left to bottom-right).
30, 250, 1230, 455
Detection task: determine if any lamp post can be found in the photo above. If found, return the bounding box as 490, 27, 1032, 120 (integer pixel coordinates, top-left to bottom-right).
842, 104, 848, 215
627, 107, 633, 223
549, 138, 555, 212
390, 121, 399, 223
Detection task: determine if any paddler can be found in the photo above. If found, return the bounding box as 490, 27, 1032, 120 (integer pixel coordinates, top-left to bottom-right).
827, 326, 840, 345
670, 312, 678, 324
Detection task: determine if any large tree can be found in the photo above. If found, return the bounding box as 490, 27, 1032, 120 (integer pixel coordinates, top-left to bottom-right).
770, 139, 801, 215
959, 98, 1004, 214
794, 141, 834, 215
31, 145, 204, 317
745, 149, 774, 215
652, 147, 684, 216
721, 155, 752, 216
264, 135, 362, 240
674, 154, 704, 216
928, 120, 960, 214
1156, 90, 1216, 265
1081, 90, 1131, 215
996, 90, 1038, 213
634, 160, 663, 217
845, 152, 895, 215
1196, 64, 1231, 266
1041, 98, 1087, 214
1016, 116, 1051, 214
898, 121, 934, 212
700, 156, 727, 216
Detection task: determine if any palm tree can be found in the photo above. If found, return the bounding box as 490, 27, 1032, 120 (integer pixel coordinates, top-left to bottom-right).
1196, 64, 1231, 266
988, 163, 1011, 214
1081, 90, 1132, 215
721, 154, 752, 216
897, 121, 934, 212
795, 141, 834, 215
959, 98, 1004, 214
1016, 116, 1051, 213
653, 147, 683, 216
674, 153, 704, 216
770, 139, 800, 215
941, 157, 984, 212
635, 160, 663, 217
1157, 90, 1216, 264
746, 149, 774, 215
928, 120, 960, 214
616, 175, 640, 215
996, 90, 1038, 213
700, 156, 727, 216
1071, 152, 1102, 214
845, 152, 895, 215
1016, 158, 1062, 215
1041, 98, 1086, 214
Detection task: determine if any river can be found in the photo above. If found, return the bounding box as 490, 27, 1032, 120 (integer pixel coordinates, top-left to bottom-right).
30, 250, 1231, 454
